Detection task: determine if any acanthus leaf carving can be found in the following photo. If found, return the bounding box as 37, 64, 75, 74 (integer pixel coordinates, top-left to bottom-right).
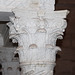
3, 0, 69, 75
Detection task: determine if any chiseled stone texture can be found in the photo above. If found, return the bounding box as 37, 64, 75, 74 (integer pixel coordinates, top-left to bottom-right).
0, 0, 55, 12
0, 47, 20, 75
0, 0, 69, 75
0, 34, 4, 46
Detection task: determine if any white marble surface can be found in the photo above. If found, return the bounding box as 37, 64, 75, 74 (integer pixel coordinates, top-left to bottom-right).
0, 0, 69, 75
0, 34, 4, 46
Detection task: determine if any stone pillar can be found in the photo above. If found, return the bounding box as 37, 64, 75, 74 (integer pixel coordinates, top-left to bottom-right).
0, 0, 69, 75
0, 47, 20, 75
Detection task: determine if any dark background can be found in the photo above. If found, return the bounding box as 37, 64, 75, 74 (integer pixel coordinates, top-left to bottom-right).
55, 0, 75, 75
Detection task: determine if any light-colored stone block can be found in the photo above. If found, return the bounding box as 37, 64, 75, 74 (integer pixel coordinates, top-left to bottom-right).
0, 34, 4, 46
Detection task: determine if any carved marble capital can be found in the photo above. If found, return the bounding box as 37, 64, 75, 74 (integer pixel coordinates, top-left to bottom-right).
0, 0, 69, 75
